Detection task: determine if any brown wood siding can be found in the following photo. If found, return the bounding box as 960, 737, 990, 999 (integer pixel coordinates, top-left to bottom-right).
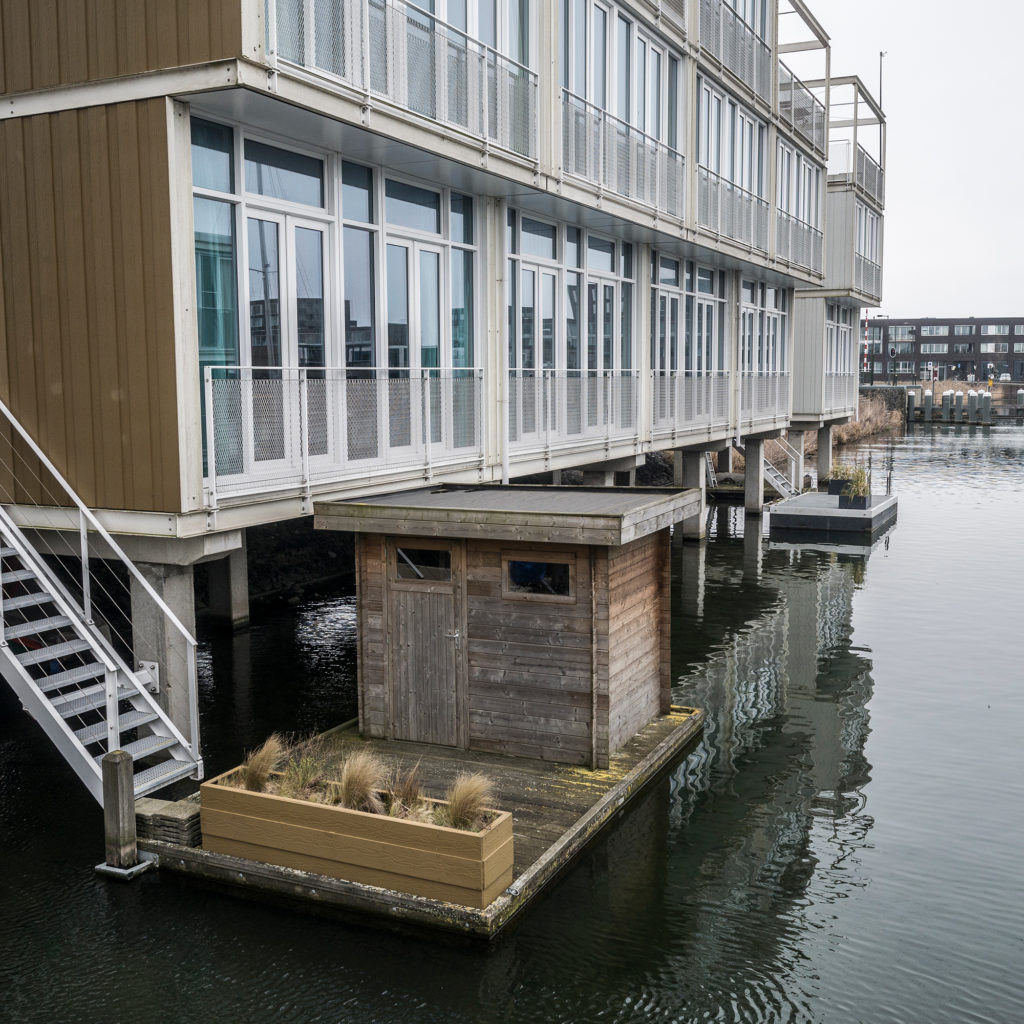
0, 0, 244, 95
606, 533, 664, 752
465, 540, 595, 765
0, 99, 181, 512
356, 534, 388, 738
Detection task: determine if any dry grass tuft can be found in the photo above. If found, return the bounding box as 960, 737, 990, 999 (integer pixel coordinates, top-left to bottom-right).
239, 733, 287, 792
441, 773, 494, 831
336, 749, 386, 814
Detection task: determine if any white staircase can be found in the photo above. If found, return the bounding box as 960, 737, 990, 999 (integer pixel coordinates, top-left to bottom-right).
734, 444, 800, 499
0, 401, 202, 805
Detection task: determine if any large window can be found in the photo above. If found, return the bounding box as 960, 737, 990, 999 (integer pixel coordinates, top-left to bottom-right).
920, 343, 948, 354
698, 78, 766, 196
920, 325, 949, 337
560, 0, 682, 144
739, 281, 788, 375
777, 141, 821, 226
651, 255, 729, 377
824, 303, 853, 374
954, 325, 973, 335
889, 325, 914, 341
980, 324, 1009, 335
856, 202, 880, 262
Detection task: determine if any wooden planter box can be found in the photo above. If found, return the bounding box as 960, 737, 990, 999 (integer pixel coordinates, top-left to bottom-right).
200, 768, 514, 909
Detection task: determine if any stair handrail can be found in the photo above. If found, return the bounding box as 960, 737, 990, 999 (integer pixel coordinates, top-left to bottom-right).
0, 503, 199, 763
0, 399, 200, 760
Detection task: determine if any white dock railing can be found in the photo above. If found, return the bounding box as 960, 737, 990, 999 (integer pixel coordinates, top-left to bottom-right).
561, 91, 685, 219
204, 367, 484, 506
650, 373, 731, 440
266, 0, 538, 159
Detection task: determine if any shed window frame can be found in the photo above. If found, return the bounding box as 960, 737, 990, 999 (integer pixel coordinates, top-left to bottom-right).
389, 539, 458, 594
501, 551, 577, 604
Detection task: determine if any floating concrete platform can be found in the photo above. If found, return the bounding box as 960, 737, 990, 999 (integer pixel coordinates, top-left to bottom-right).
768, 491, 898, 538
140, 708, 703, 940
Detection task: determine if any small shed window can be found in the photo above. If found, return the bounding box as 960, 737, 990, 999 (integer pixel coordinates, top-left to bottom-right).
504, 557, 574, 601
396, 548, 451, 581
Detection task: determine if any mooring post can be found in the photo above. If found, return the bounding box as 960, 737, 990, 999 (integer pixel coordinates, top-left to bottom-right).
102, 750, 137, 869
954, 391, 964, 422
907, 391, 916, 422
941, 391, 952, 422
981, 391, 992, 424
923, 390, 933, 421
968, 390, 978, 423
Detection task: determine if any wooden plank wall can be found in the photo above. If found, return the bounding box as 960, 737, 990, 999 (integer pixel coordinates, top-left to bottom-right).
356, 534, 388, 738
0, 0, 243, 95
0, 99, 182, 512
465, 540, 595, 766
605, 532, 665, 753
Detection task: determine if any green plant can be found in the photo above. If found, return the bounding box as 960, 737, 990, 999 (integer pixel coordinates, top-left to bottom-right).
842, 464, 870, 498
439, 773, 494, 831
830, 462, 853, 480
239, 733, 287, 792
279, 752, 326, 799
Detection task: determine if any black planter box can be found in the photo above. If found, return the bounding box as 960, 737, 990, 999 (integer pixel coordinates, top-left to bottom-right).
838, 494, 870, 510
827, 479, 846, 496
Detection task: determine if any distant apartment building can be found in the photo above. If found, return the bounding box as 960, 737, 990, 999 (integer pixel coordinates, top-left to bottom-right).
863, 317, 1024, 382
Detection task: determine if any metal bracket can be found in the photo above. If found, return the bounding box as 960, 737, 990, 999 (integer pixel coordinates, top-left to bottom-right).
137, 661, 160, 694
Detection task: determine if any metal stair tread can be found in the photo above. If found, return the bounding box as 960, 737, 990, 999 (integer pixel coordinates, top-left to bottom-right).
3, 615, 73, 640
3, 592, 53, 612
1, 568, 37, 583
133, 759, 196, 795
17, 637, 92, 666
0, 545, 18, 557
38, 662, 106, 692
75, 708, 159, 746
95, 734, 177, 764
52, 684, 132, 718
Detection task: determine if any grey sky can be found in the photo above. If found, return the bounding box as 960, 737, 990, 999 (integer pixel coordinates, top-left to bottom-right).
802, 0, 1024, 318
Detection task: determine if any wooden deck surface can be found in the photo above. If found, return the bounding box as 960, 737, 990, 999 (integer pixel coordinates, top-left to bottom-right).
317, 710, 700, 877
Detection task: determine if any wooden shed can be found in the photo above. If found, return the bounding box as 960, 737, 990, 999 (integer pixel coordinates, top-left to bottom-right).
314, 485, 700, 769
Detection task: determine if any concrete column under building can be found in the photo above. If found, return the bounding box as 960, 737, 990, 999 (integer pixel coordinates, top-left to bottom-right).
582, 469, 615, 487
207, 533, 250, 629
715, 446, 733, 475
674, 452, 707, 539
816, 425, 833, 483
788, 430, 806, 490
130, 562, 196, 738
743, 437, 765, 514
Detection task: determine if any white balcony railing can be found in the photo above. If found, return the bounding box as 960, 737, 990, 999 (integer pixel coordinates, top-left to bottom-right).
267, 0, 537, 159
699, 0, 771, 101
698, 167, 770, 251
828, 142, 885, 206
856, 146, 885, 205
739, 372, 790, 423
778, 61, 827, 154
651, 373, 731, 440
854, 254, 882, 301
561, 91, 685, 219
507, 370, 640, 454
824, 373, 858, 415
776, 210, 823, 273
203, 367, 483, 507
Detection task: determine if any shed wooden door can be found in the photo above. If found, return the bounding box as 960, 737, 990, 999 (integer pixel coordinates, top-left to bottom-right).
386, 540, 466, 746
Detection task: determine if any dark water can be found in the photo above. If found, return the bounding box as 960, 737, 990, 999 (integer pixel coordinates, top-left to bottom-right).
2, 425, 1023, 1023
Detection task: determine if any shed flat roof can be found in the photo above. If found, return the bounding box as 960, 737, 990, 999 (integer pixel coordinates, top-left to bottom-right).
314, 485, 701, 546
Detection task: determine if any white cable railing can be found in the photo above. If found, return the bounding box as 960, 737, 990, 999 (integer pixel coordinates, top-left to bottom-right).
204, 367, 484, 505
0, 399, 201, 768
507, 370, 640, 455
776, 210, 823, 273
650, 373, 731, 440
266, 0, 538, 159
824, 372, 858, 414
778, 61, 827, 154
739, 372, 790, 423
699, 0, 771, 101
561, 91, 685, 219
697, 167, 770, 251
854, 254, 882, 301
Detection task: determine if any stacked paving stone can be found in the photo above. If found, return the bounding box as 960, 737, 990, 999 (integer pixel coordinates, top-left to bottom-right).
135, 793, 202, 847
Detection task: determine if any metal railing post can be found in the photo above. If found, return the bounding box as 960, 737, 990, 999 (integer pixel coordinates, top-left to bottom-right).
104, 667, 120, 755
299, 368, 310, 496
423, 370, 433, 481
204, 366, 218, 510
79, 507, 92, 623
186, 642, 200, 759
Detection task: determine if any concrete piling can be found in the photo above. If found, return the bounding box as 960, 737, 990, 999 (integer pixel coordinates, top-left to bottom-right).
981, 391, 992, 424
941, 391, 952, 422
923, 390, 933, 421
907, 392, 917, 421
968, 390, 978, 423
954, 391, 964, 422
